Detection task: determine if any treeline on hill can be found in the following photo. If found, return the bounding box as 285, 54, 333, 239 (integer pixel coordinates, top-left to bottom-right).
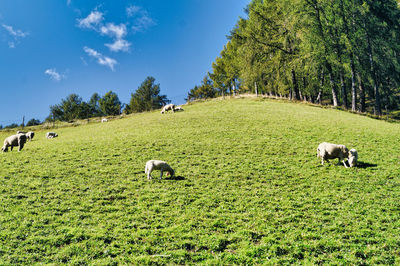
0, 76, 170, 128
188, 0, 400, 116
47, 76, 170, 122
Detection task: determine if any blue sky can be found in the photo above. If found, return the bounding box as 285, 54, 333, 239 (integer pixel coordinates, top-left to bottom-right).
0, 0, 250, 125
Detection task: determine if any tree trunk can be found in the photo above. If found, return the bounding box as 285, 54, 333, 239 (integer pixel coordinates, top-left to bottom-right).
340, 71, 348, 109
357, 73, 366, 113
316, 69, 324, 105
291, 69, 300, 100
350, 57, 357, 112
328, 66, 339, 107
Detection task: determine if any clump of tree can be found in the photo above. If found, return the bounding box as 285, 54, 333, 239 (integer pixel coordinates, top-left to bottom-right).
46, 76, 171, 122
186, 75, 218, 102
26, 119, 41, 126
4, 123, 19, 129
197, 0, 400, 116
125, 76, 170, 113
47, 91, 122, 122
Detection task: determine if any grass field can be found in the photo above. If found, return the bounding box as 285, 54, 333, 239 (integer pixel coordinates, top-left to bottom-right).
1, 97, 400, 264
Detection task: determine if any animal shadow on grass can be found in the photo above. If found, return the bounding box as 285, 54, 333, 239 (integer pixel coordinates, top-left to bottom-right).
165, 175, 185, 181
355, 161, 377, 169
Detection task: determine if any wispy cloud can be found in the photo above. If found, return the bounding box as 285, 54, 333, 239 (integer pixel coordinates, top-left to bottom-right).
77, 10, 103, 29
1, 24, 29, 48
105, 39, 131, 52
2, 24, 29, 38
44, 68, 66, 81
100, 23, 131, 52
67, 0, 71, 6
83, 46, 117, 71
100, 23, 127, 39
126, 5, 141, 17
130, 10, 156, 33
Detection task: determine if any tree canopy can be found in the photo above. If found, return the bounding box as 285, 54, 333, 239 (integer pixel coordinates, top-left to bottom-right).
191, 0, 400, 116
125, 76, 170, 113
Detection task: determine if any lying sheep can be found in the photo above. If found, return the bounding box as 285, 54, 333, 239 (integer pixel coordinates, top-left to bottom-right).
101, 118, 108, 123
16, 131, 35, 141
317, 142, 349, 168
161, 104, 175, 114
46, 132, 58, 139
2, 133, 27, 152
348, 148, 358, 168
145, 160, 175, 179
175, 106, 184, 112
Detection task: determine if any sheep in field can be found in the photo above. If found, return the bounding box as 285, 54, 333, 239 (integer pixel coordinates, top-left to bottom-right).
317, 142, 349, 168
46, 132, 58, 139
161, 104, 175, 114
2, 133, 27, 152
16, 131, 35, 141
348, 148, 358, 168
101, 118, 108, 123
145, 160, 175, 179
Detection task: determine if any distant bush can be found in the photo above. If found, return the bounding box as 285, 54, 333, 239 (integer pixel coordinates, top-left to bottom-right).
4, 123, 18, 129
26, 119, 41, 126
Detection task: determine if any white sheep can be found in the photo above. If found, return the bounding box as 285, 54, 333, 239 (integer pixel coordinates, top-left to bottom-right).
2, 133, 27, 152
101, 118, 108, 123
46, 132, 58, 139
348, 148, 358, 168
145, 160, 175, 179
175, 106, 184, 112
317, 142, 349, 168
16, 131, 34, 141
161, 104, 175, 114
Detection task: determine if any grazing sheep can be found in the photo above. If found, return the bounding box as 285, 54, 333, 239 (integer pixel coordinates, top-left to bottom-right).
17, 131, 35, 141
101, 118, 108, 123
161, 104, 175, 114
2, 133, 27, 152
26, 131, 35, 141
175, 106, 184, 112
317, 142, 349, 168
46, 132, 58, 139
145, 160, 175, 179
348, 148, 358, 168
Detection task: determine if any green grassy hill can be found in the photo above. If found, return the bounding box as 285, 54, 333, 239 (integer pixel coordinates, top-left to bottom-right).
1, 98, 399, 264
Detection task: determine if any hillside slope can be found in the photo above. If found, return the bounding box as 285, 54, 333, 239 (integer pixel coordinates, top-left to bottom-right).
0, 98, 399, 264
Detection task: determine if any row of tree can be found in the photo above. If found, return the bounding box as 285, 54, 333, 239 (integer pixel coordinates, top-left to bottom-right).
47, 76, 170, 122
188, 0, 400, 116
0, 76, 170, 128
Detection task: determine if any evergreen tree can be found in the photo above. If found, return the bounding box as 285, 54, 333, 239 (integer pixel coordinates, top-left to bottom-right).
126, 76, 170, 113
99, 91, 122, 116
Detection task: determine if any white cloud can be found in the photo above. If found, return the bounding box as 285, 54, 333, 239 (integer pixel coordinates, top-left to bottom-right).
2, 24, 29, 38
131, 11, 155, 33
126, 5, 141, 17
1, 24, 29, 48
105, 39, 131, 52
45, 68, 65, 81
100, 23, 127, 39
77, 10, 103, 29
83, 46, 117, 71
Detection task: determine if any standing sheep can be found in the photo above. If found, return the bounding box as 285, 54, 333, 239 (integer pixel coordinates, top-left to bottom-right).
145, 160, 175, 179
161, 104, 175, 114
2, 133, 27, 152
317, 142, 349, 167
